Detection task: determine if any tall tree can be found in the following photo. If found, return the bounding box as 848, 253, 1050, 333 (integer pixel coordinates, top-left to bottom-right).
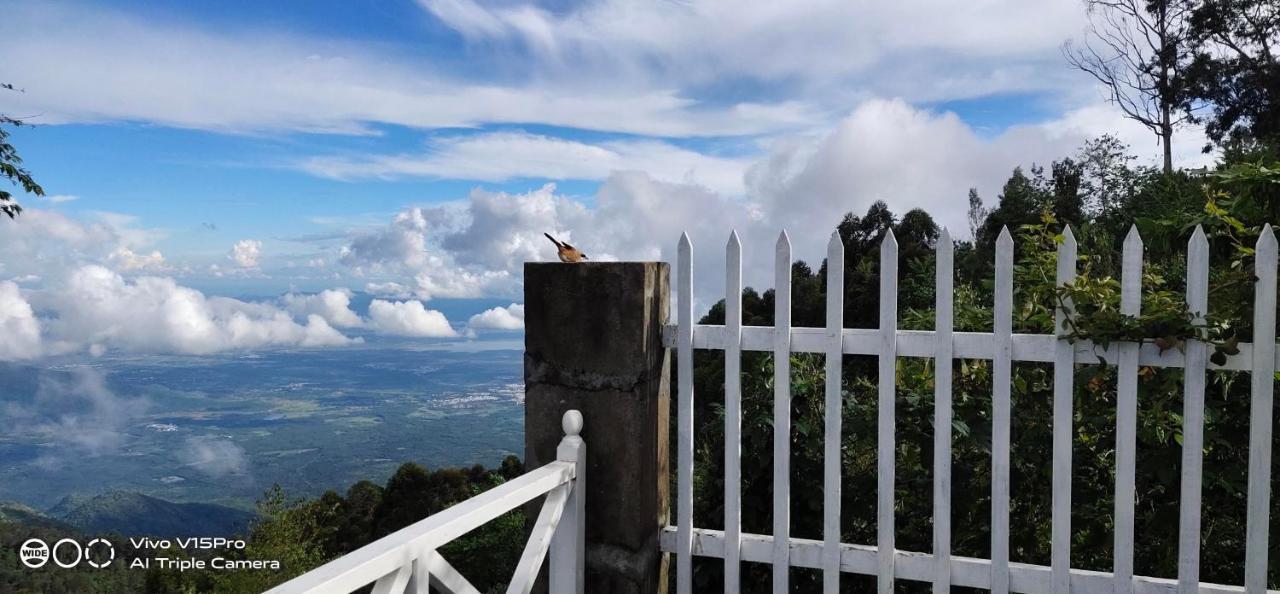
1182, 0, 1280, 149
1, 83, 44, 219
1064, 0, 1193, 173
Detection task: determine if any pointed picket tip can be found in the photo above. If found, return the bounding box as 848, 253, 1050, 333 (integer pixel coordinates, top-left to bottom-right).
727, 229, 741, 250
881, 228, 898, 249
996, 226, 1014, 248
1123, 225, 1143, 249
1258, 223, 1278, 250
777, 229, 792, 250
1189, 224, 1209, 251
938, 226, 952, 244
1060, 225, 1077, 248
827, 229, 843, 252
679, 231, 692, 250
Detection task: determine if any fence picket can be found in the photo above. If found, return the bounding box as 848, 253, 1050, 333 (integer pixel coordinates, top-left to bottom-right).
1178, 227, 1209, 594
933, 229, 954, 594
725, 231, 743, 594
823, 230, 845, 594
878, 231, 899, 594
1245, 225, 1278, 594
1116, 227, 1143, 594
1052, 226, 1078, 594
992, 228, 1014, 594
677, 232, 694, 594
664, 225, 1279, 594
773, 231, 793, 593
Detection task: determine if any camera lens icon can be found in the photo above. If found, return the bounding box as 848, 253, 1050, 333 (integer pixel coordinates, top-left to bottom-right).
18, 537, 113, 569
19, 538, 49, 569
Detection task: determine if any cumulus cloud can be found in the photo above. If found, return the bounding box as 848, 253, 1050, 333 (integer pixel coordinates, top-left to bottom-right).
467, 303, 524, 331
231, 239, 262, 268
367, 299, 459, 338
179, 436, 250, 478
364, 281, 413, 299
332, 98, 1193, 307
339, 206, 515, 300
0, 281, 42, 360
0, 208, 164, 279
27, 265, 356, 357
108, 246, 168, 272
282, 288, 363, 329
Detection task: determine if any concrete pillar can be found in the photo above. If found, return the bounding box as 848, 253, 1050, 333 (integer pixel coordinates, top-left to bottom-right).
524, 262, 670, 594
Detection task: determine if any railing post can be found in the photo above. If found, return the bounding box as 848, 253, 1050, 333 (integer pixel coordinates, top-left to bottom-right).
524, 262, 671, 594
551, 411, 585, 594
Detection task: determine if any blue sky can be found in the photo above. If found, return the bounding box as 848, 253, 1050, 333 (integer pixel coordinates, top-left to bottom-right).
0, 0, 1212, 359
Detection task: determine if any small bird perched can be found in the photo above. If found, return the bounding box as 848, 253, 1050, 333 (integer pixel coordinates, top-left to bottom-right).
544, 233, 588, 263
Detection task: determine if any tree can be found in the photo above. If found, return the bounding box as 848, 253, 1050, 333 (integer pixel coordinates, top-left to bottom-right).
1064, 0, 1194, 173
0, 83, 43, 219
1181, 0, 1280, 149
967, 188, 988, 240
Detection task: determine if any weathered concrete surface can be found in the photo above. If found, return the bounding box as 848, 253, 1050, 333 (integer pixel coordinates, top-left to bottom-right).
524, 262, 670, 594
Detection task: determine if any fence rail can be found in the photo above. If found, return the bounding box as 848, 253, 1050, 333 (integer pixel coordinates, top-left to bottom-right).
268, 410, 586, 594
661, 225, 1279, 594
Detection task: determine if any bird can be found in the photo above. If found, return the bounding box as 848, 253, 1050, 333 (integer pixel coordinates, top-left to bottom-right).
544, 233, 588, 263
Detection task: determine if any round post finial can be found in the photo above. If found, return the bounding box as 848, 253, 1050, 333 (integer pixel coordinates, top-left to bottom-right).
562, 409, 583, 436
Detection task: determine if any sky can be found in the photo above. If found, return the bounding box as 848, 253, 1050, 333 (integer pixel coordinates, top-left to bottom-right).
0, 0, 1216, 360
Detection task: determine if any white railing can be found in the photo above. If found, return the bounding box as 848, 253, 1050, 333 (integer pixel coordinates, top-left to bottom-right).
661, 225, 1280, 594
268, 410, 586, 594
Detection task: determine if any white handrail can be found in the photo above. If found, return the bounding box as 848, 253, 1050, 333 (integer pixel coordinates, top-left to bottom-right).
268, 410, 585, 594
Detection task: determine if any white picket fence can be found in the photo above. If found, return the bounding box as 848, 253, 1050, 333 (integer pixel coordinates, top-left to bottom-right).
267, 410, 585, 594
659, 225, 1280, 594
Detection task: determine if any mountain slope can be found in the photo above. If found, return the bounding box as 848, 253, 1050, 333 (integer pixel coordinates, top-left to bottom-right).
51, 491, 256, 537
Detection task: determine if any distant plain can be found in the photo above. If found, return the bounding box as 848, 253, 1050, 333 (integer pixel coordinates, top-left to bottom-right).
0, 343, 524, 512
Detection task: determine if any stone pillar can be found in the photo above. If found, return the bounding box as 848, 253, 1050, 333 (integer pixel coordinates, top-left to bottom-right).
524, 262, 670, 594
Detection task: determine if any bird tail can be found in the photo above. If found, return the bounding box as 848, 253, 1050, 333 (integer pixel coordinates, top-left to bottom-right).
544, 232, 562, 247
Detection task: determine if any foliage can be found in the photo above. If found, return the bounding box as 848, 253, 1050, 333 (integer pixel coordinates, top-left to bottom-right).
1063, 0, 1192, 172
0, 83, 43, 219
683, 136, 1280, 591
144, 457, 526, 594
1181, 0, 1280, 148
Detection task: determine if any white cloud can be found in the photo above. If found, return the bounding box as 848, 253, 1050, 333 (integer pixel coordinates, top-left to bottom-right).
467, 303, 524, 331
282, 288, 363, 328
179, 436, 250, 478
42, 194, 79, 203
1, 368, 150, 466
0, 3, 820, 138
333, 97, 1193, 308
365, 281, 413, 299
231, 239, 262, 268
419, 0, 1086, 104
0, 208, 162, 279
339, 206, 516, 300
0, 281, 42, 360
300, 132, 750, 195
30, 265, 357, 356
108, 246, 168, 272
367, 299, 459, 338
1041, 102, 1214, 170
